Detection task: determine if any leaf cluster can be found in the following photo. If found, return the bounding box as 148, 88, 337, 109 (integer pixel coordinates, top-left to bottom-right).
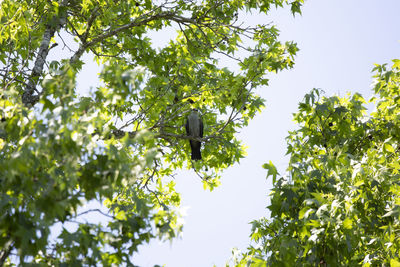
233, 60, 400, 266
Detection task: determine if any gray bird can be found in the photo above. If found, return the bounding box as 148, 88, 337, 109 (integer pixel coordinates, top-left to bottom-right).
185, 109, 204, 160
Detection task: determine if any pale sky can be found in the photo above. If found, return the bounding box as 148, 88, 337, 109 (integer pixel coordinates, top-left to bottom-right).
69, 1, 400, 266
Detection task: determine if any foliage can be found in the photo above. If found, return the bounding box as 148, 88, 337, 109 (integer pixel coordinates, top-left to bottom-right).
232, 60, 400, 266
0, 0, 302, 265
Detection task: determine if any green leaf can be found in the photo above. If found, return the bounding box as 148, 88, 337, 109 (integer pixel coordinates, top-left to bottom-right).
354, 180, 364, 187
115, 210, 127, 221
343, 217, 353, 229
392, 59, 400, 70
384, 143, 395, 153
299, 207, 313, 220
262, 161, 279, 183
390, 259, 400, 267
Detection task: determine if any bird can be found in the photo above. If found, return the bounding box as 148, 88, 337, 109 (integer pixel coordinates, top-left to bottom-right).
185, 109, 204, 160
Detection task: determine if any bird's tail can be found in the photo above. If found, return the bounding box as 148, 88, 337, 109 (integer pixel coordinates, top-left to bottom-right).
191, 148, 202, 160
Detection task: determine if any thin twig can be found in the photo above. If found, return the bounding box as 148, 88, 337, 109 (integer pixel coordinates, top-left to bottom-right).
77, 208, 114, 219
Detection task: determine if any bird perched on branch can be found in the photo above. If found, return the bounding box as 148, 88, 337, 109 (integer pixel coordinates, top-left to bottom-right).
185, 109, 203, 160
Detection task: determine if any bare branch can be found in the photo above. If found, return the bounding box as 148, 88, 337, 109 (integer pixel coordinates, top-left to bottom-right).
158, 131, 221, 142
77, 208, 114, 219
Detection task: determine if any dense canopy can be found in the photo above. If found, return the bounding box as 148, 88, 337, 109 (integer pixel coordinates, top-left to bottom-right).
0, 0, 302, 265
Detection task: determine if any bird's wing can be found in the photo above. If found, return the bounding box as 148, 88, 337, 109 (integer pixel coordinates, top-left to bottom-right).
199, 115, 204, 138
185, 116, 190, 135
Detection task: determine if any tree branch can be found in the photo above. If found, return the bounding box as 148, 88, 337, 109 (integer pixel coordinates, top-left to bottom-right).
77, 208, 114, 219
112, 128, 222, 143
0, 239, 13, 266
158, 131, 220, 142
70, 10, 177, 64
22, 0, 69, 107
